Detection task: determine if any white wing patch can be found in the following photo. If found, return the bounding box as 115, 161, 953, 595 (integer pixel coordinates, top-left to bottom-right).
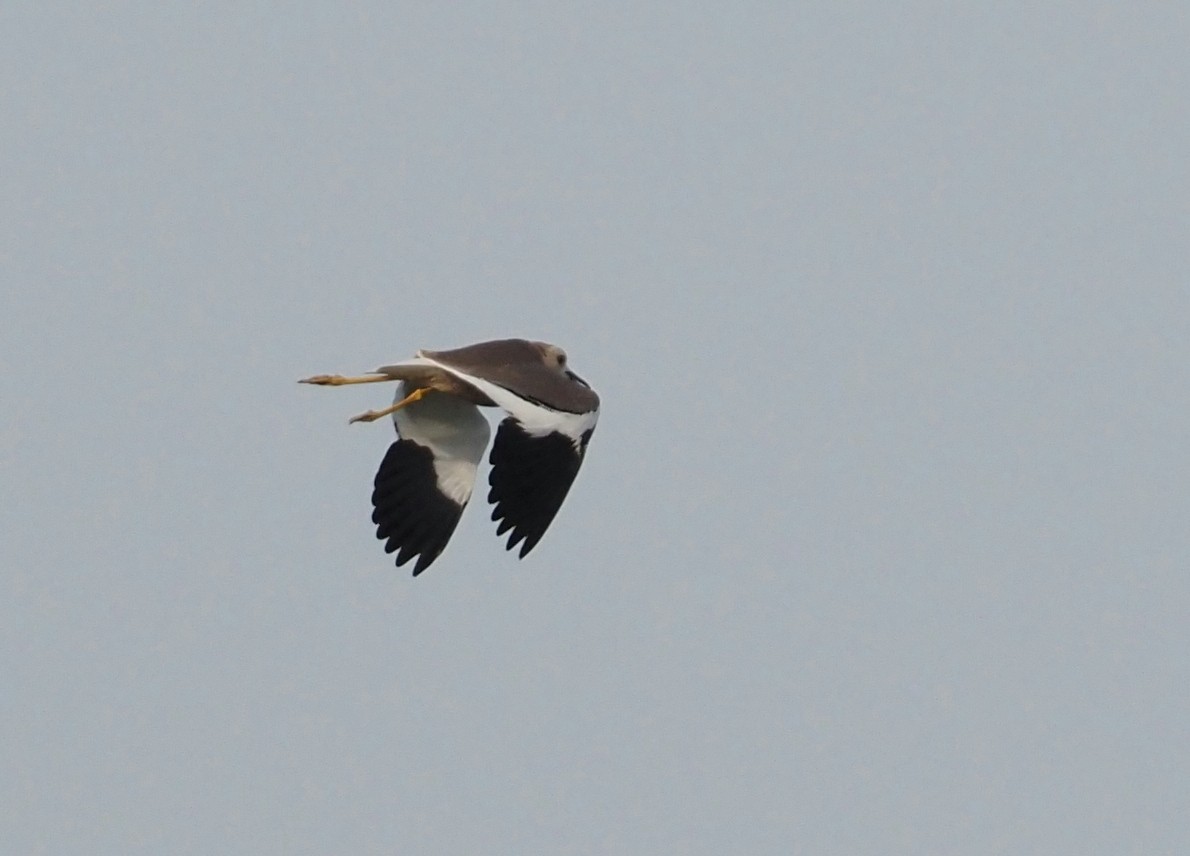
432, 458, 480, 506
391, 381, 490, 505
415, 356, 599, 444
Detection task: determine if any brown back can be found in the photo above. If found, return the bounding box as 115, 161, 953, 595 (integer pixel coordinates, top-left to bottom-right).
422, 339, 599, 414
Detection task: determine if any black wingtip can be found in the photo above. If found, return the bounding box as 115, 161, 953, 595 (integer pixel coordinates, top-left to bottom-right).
371, 440, 466, 576
487, 418, 591, 561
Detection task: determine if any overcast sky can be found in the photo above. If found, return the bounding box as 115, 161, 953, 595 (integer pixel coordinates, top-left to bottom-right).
3, 4, 1188, 854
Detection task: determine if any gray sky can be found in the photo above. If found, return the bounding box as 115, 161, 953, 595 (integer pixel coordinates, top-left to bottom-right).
3, 4, 1188, 854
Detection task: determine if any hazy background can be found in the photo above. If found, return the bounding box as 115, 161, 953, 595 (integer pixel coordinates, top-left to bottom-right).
3, 4, 1187, 853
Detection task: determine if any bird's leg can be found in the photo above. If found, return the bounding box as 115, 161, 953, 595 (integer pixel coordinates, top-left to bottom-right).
348, 387, 432, 424
298, 373, 393, 386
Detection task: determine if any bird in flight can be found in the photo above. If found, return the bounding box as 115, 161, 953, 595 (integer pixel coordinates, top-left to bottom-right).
300, 339, 599, 575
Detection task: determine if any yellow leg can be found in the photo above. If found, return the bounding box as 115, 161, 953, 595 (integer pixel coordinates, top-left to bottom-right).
298, 373, 392, 386
348, 387, 431, 424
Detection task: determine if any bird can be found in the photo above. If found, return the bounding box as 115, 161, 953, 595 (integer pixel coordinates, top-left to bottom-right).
299, 338, 599, 575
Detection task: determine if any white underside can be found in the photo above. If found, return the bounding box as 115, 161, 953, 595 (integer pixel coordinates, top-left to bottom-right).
400, 354, 600, 444
391, 381, 490, 505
